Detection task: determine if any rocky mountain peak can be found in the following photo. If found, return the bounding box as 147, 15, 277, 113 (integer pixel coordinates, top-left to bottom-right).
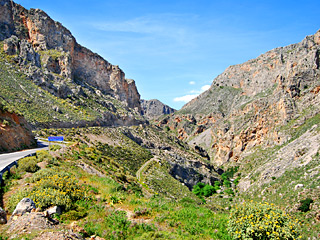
0, 0, 141, 112
160, 29, 320, 166
140, 99, 176, 118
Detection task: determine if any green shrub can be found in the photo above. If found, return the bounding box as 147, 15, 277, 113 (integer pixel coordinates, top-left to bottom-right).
27, 168, 69, 183
18, 156, 40, 173
214, 180, 221, 191
228, 201, 301, 240
233, 176, 241, 186
203, 184, 216, 197
192, 182, 206, 197
30, 188, 72, 210
223, 180, 231, 188
60, 209, 87, 221
298, 198, 313, 212
36, 150, 53, 162
49, 144, 62, 151
7, 189, 30, 212
192, 182, 216, 200
2, 119, 10, 126
34, 175, 84, 202
9, 173, 86, 211
224, 188, 234, 196
133, 207, 150, 217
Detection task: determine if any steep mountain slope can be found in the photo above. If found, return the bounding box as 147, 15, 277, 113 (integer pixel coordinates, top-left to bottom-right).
158, 30, 320, 193
140, 99, 176, 119
160, 30, 320, 161
0, 0, 143, 127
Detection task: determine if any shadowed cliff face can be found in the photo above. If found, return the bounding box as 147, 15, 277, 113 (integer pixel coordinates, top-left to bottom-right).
0, 0, 141, 112
157, 29, 320, 166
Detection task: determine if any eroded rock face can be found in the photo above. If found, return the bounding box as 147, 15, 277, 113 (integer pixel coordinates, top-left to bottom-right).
158, 29, 320, 166
0, 106, 36, 153
140, 99, 176, 118
0, 0, 14, 40
0, 1, 141, 111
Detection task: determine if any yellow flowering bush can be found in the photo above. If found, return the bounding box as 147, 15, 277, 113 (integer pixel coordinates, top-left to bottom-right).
18, 156, 40, 173
34, 175, 84, 202
29, 188, 72, 210
228, 201, 301, 240
27, 168, 69, 183
9, 173, 86, 211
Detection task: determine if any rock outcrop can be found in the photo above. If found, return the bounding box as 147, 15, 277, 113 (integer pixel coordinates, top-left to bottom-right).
0, 104, 36, 153
0, 0, 143, 127
140, 99, 175, 118
3, 0, 141, 110
158, 29, 320, 167
11, 198, 36, 217
0, 207, 7, 224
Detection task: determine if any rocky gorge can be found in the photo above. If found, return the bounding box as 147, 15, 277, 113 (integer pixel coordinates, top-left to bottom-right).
0, 0, 320, 239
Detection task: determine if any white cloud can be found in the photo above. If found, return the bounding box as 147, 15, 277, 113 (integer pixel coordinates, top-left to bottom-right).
201, 84, 210, 91
189, 81, 196, 85
173, 94, 198, 103
174, 84, 211, 103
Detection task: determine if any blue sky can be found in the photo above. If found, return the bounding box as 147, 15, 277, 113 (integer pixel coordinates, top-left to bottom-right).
15, 0, 320, 109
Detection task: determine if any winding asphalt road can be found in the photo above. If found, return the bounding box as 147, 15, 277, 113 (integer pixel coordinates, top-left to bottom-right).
0, 140, 49, 172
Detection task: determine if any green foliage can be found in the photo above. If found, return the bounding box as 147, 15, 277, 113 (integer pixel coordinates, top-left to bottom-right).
298, 198, 313, 212
221, 166, 239, 181
223, 180, 231, 188
203, 184, 216, 197
36, 150, 53, 162
9, 172, 86, 211
214, 180, 221, 190
192, 182, 216, 198
134, 207, 150, 217
192, 182, 205, 196
8, 189, 30, 212
49, 144, 62, 151
233, 178, 240, 186
224, 188, 234, 196
0, 235, 9, 240
1, 119, 9, 126
84, 209, 154, 239
60, 208, 87, 221
30, 188, 73, 210
154, 200, 231, 239
228, 201, 301, 240
18, 156, 40, 173
27, 168, 69, 183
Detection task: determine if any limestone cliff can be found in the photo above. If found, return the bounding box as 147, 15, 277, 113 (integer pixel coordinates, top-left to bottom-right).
140, 99, 176, 119
0, 0, 142, 127
158, 29, 320, 167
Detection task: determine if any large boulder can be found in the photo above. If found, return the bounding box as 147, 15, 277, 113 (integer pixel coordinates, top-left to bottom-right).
46, 206, 62, 217
0, 207, 7, 224
11, 198, 36, 217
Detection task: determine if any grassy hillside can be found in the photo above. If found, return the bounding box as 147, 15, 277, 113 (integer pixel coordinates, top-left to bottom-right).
0, 125, 315, 239
0, 126, 232, 239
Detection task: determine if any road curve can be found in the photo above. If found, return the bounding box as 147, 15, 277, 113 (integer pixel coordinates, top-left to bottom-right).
0, 140, 49, 172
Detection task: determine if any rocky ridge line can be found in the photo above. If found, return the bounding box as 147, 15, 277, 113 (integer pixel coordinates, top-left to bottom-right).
140, 99, 176, 119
